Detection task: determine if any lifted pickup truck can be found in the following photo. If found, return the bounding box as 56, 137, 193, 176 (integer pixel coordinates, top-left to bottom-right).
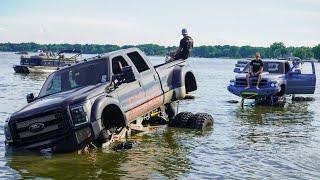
4, 48, 197, 152
228, 59, 316, 104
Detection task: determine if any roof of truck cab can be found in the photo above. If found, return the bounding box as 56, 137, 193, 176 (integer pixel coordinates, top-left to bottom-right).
99, 48, 141, 58
54, 48, 142, 71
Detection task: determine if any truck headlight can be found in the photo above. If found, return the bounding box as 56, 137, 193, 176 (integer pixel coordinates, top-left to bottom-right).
4, 117, 13, 143
70, 101, 91, 126
270, 82, 278, 87
229, 80, 235, 86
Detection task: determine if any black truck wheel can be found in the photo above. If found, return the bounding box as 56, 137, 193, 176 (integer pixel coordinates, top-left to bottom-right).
169, 112, 193, 128
94, 127, 117, 146
113, 140, 136, 151
165, 102, 177, 120
189, 113, 214, 129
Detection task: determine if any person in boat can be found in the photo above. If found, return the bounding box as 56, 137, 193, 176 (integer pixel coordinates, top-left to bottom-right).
245, 52, 264, 89
167, 28, 194, 62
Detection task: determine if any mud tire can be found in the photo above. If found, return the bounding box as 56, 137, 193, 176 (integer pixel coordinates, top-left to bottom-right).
169, 112, 193, 128
189, 113, 214, 129
165, 102, 177, 119
113, 141, 136, 151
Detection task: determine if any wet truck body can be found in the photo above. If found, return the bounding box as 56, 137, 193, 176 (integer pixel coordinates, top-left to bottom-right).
228, 60, 316, 98
4, 48, 197, 152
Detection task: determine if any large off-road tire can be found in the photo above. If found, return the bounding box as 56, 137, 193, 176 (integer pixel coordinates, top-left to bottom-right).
113, 140, 136, 151
169, 112, 193, 128
165, 102, 177, 120
148, 116, 168, 125
94, 127, 117, 146
189, 113, 214, 129
275, 84, 286, 97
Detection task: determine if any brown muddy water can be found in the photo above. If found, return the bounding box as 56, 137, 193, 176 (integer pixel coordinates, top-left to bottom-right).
0, 52, 319, 179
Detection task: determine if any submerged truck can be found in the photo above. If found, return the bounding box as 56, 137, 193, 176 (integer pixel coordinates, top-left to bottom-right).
228, 59, 316, 105
4, 48, 198, 152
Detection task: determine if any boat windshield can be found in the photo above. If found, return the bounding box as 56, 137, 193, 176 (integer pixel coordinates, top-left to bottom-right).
243, 61, 284, 74
38, 60, 108, 97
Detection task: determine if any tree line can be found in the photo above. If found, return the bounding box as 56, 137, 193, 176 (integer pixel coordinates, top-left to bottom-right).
0, 42, 319, 60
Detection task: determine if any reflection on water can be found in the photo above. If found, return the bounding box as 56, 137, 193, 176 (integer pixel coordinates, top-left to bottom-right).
15, 73, 48, 82
5, 127, 210, 179
235, 101, 315, 147
0, 53, 320, 179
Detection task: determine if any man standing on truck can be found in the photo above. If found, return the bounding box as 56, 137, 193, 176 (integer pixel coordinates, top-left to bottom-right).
245, 52, 264, 89
167, 28, 194, 62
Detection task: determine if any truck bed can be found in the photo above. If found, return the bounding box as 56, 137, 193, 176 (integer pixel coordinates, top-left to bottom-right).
154, 60, 189, 103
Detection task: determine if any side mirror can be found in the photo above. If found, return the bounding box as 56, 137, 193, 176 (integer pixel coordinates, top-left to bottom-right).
26, 93, 35, 103
233, 67, 241, 73
122, 66, 136, 83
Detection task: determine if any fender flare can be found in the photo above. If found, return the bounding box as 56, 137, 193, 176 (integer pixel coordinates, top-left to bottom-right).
90, 96, 127, 138
171, 65, 196, 100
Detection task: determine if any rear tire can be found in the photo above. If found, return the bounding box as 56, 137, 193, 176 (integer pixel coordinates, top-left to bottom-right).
165, 102, 177, 120
275, 84, 286, 97
169, 112, 193, 128
189, 113, 214, 129
94, 127, 117, 146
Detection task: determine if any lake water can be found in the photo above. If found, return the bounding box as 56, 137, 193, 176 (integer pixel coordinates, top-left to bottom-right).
0, 52, 319, 179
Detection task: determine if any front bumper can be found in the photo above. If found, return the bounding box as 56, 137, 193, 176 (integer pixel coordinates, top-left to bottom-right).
7, 124, 93, 153
227, 85, 281, 99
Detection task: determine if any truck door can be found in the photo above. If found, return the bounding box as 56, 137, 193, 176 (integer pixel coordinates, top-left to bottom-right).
126, 51, 163, 113
286, 61, 316, 94
111, 56, 146, 120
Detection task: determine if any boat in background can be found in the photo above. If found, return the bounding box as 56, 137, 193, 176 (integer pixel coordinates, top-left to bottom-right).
13, 49, 82, 74
14, 51, 28, 55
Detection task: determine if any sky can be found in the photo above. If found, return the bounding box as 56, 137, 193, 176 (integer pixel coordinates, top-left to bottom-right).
0, 0, 319, 47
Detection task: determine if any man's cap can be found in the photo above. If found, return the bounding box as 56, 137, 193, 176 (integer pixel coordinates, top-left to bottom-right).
181, 28, 188, 35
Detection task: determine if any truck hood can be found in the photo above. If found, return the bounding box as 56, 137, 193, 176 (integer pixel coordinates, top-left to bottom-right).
11, 84, 105, 120
234, 72, 283, 81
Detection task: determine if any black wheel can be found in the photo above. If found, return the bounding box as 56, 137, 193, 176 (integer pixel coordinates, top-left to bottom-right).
94, 127, 117, 146
113, 140, 136, 151
149, 116, 168, 125
165, 102, 177, 119
275, 84, 286, 97
189, 113, 214, 129
169, 112, 193, 128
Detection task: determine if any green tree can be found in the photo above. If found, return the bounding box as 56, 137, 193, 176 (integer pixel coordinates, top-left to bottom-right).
313, 44, 320, 60
293, 47, 314, 59
270, 42, 287, 58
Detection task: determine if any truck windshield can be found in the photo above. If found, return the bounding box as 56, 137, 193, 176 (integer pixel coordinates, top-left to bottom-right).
38, 60, 108, 97
243, 62, 284, 74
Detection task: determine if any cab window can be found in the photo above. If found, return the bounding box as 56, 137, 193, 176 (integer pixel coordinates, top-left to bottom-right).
127, 51, 150, 73
264, 62, 284, 74
112, 56, 129, 75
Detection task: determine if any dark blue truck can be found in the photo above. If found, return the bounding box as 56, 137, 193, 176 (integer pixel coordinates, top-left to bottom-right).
228, 59, 316, 102
4, 48, 197, 152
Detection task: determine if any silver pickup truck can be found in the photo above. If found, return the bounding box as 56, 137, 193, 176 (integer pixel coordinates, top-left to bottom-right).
4, 48, 198, 152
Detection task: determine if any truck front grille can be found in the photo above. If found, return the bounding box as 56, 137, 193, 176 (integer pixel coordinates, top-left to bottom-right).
11, 110, 69, 146
235, 78, 267, 87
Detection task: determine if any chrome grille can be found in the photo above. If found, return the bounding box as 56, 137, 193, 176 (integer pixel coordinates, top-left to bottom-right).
11, 111, 69, 145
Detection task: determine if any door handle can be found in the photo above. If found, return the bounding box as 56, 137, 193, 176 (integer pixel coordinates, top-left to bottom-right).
139, 81, 142, 87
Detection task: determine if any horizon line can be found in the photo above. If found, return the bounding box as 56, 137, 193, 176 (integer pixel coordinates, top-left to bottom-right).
1, 41, 319, 48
